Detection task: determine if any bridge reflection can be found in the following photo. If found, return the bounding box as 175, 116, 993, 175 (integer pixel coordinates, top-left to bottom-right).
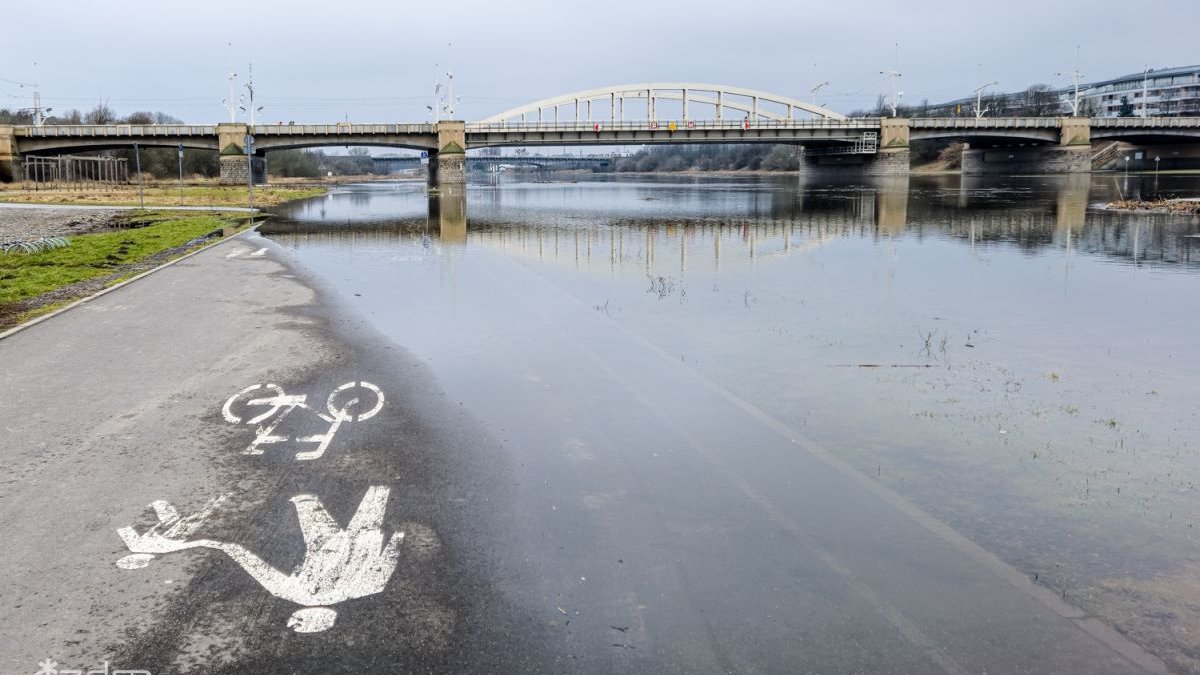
260, 175, 1200, 271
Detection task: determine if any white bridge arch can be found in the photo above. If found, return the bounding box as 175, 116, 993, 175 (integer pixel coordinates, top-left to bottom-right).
479, 83, 847, 124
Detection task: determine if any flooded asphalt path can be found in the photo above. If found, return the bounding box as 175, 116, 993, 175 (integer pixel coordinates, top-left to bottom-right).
0, 228, 1169, 673
0, 233, 555, 674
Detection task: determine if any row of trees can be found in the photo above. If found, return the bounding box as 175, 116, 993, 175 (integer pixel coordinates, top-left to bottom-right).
269, 147, 375, 178
608, 144, 799, 172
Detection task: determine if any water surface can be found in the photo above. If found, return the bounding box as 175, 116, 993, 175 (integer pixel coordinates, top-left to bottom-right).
265, 173, 1200, 671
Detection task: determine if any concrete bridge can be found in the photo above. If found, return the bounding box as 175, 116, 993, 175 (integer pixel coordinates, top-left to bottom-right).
4, 82, 1200, 185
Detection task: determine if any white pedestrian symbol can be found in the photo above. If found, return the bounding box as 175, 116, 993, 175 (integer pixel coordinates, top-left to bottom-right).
115, 486, 405, 633
221, 381, 385, 461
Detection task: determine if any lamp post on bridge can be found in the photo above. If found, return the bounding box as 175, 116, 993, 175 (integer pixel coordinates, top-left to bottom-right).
1141, 65, 1151, 118
1055, 46, 1085, 117
880, 42, 902, 117
811, 81, 830, 106
974, 81, 998, 119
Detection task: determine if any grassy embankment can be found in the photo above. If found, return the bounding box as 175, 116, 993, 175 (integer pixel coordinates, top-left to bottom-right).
0, 183, 325, 207
0, 210, 253, 329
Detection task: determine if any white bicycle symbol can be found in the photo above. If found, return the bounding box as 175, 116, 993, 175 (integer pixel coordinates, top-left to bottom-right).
221, 381, 385, 461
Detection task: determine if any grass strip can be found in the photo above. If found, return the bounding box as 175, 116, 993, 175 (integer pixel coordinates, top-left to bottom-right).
0, 211, 243, 306
0, 185, 324, 207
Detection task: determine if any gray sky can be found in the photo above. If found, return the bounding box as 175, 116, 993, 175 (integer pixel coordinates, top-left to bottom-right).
3, 0, 1197, 124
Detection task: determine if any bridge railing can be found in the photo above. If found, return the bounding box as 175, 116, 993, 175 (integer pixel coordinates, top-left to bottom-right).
15, 124, 217, 137
466, 119, 882, 133
1090, 117, 1200, 128
910, 118, 1059, 129
252, 123, 434, 135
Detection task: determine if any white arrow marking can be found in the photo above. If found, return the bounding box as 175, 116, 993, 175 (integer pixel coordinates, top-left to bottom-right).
116, 486, 405, 632
249, 248, 268, 257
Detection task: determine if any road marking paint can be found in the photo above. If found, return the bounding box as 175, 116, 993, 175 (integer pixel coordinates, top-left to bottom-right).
115, 495, 228, 563
225, 250, 243, 258
221, 381, 385, 461
115, 486, 406, 633
115, 553, 155, 569
249, 248, 268, 257
327, 381, 385, 421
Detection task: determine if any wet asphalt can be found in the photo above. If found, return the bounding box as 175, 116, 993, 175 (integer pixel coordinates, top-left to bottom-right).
0, 230, 1171, 674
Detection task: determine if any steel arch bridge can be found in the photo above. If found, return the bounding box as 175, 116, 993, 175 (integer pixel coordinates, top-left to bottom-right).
479, 83, 848, 124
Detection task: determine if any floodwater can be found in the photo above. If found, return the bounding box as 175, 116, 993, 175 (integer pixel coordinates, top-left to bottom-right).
264, 173, 1200, 672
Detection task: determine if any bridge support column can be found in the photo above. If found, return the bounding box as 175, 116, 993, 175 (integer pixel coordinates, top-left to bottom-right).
219, 154, 267, 185
962, 118, 1092, 175
961, 145, 1091, 175
427, 121, 466, 190
798, 118, 911, 178
0, 125, 21, 183
217, 123, 267, 185
798, 148, 910, 177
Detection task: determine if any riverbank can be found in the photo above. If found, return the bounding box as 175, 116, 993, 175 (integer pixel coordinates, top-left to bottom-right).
0, 181, 324, 207
1106, 198, 1200, 214
0, 209, 254, 330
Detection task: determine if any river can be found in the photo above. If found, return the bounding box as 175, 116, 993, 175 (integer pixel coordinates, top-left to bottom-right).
262, 172, 1200, 672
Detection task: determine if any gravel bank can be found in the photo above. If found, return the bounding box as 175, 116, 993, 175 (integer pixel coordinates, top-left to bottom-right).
0, 208, 125, 245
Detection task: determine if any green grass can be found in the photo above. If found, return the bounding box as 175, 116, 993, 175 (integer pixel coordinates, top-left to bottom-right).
0, 212, 241, 305
0, 184, 325, 207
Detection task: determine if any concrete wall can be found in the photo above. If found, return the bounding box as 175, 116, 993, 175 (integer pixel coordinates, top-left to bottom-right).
880, 118, 911, 150
961, 145, 1091, 175
799, 149, 911, 177
219, 155, 268, 185
1106, 143, 1200, 170
1059, 117, 1091, 146
428, 121, 467, 188
0, 125, 19, 182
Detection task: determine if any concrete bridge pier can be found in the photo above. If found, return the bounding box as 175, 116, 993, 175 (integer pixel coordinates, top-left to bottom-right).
0, 125, 22, 182
962, 118, 1091, 175
217, 123, 268, 185
427, 121, 466, 190
799, 118, 911, 177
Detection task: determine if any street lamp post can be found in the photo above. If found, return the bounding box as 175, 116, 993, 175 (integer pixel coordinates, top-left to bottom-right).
810, 81, 830, 105
1142, 66, 1150, 118
245, 133, 255, 211
1055, 46, 1085, 117
974, 81, 999, 119
134, 142, 144, 210
1124, 155, 1130, 177
177, 144, 185, 206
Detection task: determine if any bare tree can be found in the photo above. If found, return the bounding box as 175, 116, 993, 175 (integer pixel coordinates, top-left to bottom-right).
1024, 84, 1057, 117
83, 102, 117, 124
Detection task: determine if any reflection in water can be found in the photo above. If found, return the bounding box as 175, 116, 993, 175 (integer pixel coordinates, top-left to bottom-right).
430, 185, 467, 243
265, 174, 1200, 671
264, 175, 1200, 270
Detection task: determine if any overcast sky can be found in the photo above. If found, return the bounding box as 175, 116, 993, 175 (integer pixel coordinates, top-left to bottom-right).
3, 0, 1197, 124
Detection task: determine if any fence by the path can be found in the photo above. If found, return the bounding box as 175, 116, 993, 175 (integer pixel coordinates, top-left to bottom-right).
24, 155, 129, 190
